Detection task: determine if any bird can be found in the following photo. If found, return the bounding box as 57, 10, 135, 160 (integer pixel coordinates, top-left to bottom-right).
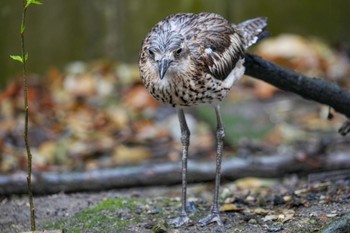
139, 12, 267, 227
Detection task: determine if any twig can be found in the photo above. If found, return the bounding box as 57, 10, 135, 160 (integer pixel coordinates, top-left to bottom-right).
20, 1, 36, 230
10, 0, 42, 231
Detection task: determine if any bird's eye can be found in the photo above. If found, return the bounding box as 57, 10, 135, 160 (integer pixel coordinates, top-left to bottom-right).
148, 49, 154, 57
174, 48, 182, 56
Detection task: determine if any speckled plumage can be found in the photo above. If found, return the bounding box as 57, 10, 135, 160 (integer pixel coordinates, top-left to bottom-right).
139, 12, 267, 107
139, 12, 267, 227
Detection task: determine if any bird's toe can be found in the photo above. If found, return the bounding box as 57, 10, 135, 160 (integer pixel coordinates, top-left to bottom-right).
168, 213, 191, 227
198, 212, 223, 227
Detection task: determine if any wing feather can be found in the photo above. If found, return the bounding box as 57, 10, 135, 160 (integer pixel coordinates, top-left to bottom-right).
189, 13, 245, 80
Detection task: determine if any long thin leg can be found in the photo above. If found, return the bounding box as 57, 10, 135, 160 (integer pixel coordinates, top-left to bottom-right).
199, 105, 224, 226
169, 108, 191, 227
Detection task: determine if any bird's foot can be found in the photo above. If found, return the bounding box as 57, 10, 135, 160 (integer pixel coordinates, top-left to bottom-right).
168, 213, 191, 227
198, 212, 223, 227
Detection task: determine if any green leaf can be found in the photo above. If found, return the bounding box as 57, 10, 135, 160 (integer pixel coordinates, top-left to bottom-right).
26, 0, 42, 7
24, 52, 29, 62
31, 0, 42, 5
10, 55, 24, 63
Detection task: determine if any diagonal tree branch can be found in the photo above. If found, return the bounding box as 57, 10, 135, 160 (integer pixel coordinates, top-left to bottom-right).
244, 54, 350, 119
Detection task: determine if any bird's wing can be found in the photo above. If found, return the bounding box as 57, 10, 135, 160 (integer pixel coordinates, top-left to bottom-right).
190, 13, 245, 81
237, 17, 268, 49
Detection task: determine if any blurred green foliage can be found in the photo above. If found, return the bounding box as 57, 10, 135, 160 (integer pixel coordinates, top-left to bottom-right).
1, 0, 349, 86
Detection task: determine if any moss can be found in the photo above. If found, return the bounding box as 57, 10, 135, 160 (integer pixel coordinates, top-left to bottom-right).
43, 196, 193, 232
44, 197, 146, 232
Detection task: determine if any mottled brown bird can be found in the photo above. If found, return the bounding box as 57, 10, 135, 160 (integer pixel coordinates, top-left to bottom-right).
139, 12, 267, 227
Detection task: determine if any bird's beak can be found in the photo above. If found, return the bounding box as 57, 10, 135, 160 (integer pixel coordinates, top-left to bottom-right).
159, 59, 171, 80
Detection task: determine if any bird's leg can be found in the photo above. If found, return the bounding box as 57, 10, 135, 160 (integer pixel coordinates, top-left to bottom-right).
169, 108, 191, 227
199, 105, 224, 227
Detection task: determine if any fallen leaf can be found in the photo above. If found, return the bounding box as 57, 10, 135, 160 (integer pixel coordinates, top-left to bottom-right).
319, 215, 329, 221
220, 203, 242, 212
122, 84, 159, 110
113, 144, 151, 165
252, 79, 279, 99
64, 74, 96, 97
262, 214, 278, 222
326, 213, 338, 218
235, 177, 277, 190
278, 209, 295, 223
251, 207, 269, 215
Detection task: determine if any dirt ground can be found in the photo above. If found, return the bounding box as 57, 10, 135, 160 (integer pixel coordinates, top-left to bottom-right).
1, 174, 349, 233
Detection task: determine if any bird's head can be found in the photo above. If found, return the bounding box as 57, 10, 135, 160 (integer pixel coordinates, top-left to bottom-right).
146, 32, 190, 80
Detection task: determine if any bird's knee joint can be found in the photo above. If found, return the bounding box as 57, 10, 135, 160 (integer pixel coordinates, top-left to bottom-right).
216, 128, 225, 140
181, 130, 190, 145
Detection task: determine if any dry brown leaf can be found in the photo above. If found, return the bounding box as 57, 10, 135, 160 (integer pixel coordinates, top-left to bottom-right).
278, 209, 295, 223
262, 214, 278, 222
122, 84, 159, 110
252, 79, 279, 99
106, 106, 130, 129
234, 177, 277, 190
113, 144, 151, 165
264, 123, 307, 144
319, 215, 329, 221
220, 203, 243, 212
256, 34, 325, 77
116, 63, 140, 85
134, 120, 169, 141
47, 66, 64, 89
294, 188, 308, 196
64, 74, 96, 97
251, 207, 269, 215
0, 79, 22, 102
38, 141, 57, 164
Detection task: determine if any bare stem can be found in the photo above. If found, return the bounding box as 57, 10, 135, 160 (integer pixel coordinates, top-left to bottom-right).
21, 0, 36, 230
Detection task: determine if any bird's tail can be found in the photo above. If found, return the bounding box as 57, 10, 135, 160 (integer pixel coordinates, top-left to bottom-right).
237, 17, 268, 49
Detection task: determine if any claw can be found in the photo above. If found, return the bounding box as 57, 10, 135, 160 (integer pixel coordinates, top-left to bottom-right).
168, 213, 191, 227
198, 212, 223, 227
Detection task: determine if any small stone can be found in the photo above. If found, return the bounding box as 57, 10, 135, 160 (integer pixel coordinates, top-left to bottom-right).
273, 195, 285, 206
283, 195, 291, 202
144, 222, 154, 229
243, 213, 254, 222
326, 213, 338, 218
225, 223, 233, 229
246, 195, 255, 202
258, 197, 267, 206
248, 218, 258, 225
267, 222, 283, 232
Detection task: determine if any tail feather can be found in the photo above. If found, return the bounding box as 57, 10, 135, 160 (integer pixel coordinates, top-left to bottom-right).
237, 17, 268, 49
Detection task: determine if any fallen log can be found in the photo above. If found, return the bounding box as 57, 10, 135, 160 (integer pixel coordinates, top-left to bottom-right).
1, 151, 349, 195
